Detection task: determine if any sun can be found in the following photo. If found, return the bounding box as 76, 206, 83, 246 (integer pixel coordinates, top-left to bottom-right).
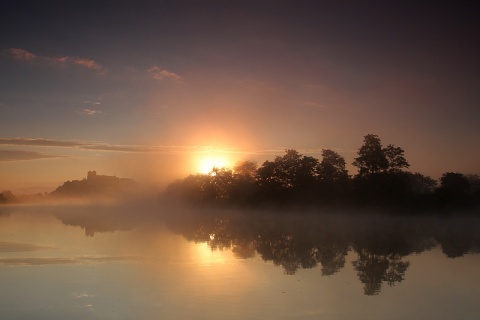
198, 156, 229, 174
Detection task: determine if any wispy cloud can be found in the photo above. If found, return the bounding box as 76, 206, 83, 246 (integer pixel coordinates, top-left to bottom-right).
76, 108, 105, 116
293, 100, 325, 109
0, 241, 53, 252
6, 48, 37, 61
0, 138, 242, 155
6, 48, 106, 74
0, 255, 140, 266
0, 150, 66, 162
50, 56, 107, 74
0, 257, 77, 266
0, 138, 87, 148
73, 293, 95, 299
81, 144, 221, 154
83, 100, 101, 105
0, 137, 351, 157
148, 66, 183, 82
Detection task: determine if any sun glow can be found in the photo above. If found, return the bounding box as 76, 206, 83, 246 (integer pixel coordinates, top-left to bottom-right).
198, 156, 229, 174
193, 242, 236, 266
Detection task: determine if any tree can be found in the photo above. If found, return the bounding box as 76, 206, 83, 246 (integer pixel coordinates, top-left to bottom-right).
407, 172, 437, 194
257, 160, 283, 190
439, 172, 470, 195
352, 134, 389, 176
256, 149, 319, 202
0, 190, 16, 204
296, 155, 320, 189
383, 144, 409, 172
233, 160, 258, 181
318, 149, 349, 183
230, 161, 259, 205
209, 167, 234, 202
437, 172, 472, 207
257, 149, 302, 190
165, 174, 215, 204
275, 149, 304, 189
316, 149, 350, 201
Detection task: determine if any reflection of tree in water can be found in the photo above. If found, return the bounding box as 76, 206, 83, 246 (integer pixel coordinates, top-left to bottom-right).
56, 210, 137, 236
253, 221, 350, 275
164, 210, 480, 296
168, 213, 350, 276
53, 203, 159, 237
349, 216, 437, 295
353, 251, 409, 295
434, 218, 480, 258
317, 242, 348, 276
50, 205, 480, 296
0, 206, 11, 217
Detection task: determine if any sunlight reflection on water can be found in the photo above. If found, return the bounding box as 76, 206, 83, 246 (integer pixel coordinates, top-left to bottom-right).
0, 205, 479, 319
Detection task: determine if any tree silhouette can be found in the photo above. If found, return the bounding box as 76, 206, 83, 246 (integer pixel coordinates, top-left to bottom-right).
383, 144, 410, 172
230, 161, 259, 205
0, 190, 16, 204
436, 172, 472, 208
352, 134, 389, 176
162, 133, 477, 211
210, 167, 234, 202
318, 149, 349, 183
407, 172, 437, 194
317, 149, 350, 202
166, 174, 215, 205
257, 149, 319, 202
233, 161, 258, 180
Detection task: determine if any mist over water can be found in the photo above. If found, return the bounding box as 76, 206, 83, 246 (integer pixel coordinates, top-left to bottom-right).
1, 199, 480, 319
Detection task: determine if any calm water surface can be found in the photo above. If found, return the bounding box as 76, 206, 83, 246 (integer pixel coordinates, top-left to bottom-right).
1, 203, 479, 319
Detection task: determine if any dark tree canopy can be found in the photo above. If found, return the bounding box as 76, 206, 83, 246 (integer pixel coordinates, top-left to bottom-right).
384, 144, 410, 172
353, 135, 410, 177
352, 134, 389, 176
233, 160, 258, 181
162, 134, 478, 212
318, 149, 349, 183
257, 149, 319, 192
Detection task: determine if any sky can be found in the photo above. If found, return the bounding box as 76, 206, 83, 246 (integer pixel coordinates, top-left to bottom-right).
1, 0, 479, 192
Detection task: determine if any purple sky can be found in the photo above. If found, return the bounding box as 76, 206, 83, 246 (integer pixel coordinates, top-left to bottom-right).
1, 1, 479, 191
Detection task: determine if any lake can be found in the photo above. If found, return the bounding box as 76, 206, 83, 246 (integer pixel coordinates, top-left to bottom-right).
1, 202, 479, 319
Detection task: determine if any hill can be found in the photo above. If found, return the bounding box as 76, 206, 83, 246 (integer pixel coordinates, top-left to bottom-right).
50, 171, 137, 199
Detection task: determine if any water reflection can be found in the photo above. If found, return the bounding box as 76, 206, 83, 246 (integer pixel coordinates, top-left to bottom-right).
56, 208, 137, 237
53, 206, 480, 295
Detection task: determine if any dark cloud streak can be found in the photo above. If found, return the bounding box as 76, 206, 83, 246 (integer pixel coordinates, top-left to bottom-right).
0, 138, 86, 148
0, 137, 339, 157
0, 150, 66, 162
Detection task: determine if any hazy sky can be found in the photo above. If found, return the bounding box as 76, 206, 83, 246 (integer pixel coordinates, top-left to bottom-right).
1, 1, 479, 191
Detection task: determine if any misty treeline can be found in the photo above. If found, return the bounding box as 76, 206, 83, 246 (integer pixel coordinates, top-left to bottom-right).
0, 171, 137, 204
165, 134, 480, 212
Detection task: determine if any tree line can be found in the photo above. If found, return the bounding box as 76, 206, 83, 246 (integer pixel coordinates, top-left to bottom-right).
165, 134, 480, 212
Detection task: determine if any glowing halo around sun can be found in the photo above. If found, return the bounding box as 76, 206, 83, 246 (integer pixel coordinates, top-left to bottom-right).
197, 156, 229, 174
